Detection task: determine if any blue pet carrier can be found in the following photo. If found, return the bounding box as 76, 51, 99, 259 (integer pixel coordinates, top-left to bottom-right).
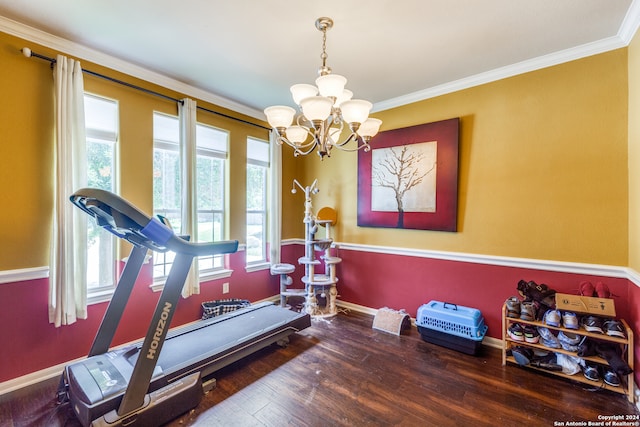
416, 301, 488, 355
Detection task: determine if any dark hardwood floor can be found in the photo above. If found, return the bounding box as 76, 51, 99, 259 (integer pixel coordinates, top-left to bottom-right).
1, 309, 638, 426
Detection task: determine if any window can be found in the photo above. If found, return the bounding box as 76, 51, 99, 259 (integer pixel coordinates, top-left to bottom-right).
246, 137, 269, 264
152, 113, 181, 278
195, 123, 228, 272
152, 113, 228, 280
84, 94, 118, 297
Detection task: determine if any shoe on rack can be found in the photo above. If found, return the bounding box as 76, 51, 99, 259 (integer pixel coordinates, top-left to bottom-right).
505, 296, 521, 318
543, 309, 561, 327
595, 343, 633, 377
517, 280, 556, 307
595, 281, 611, 298
603, 319, 625, 338
537, 327, 561, 348
511, 346, 534, 365
508, 323, 525, 342
561, 311, 579, 329
577, 337, 597, 357
556, 353, 582, 375
580, 281, 596, 297
603, 369, 621, 387
523, 326, 540, 343
529, 360, 563, 371
520, 301, 536, 321
583, 364, 600, 382
581, 315, 604, 334
558, 331, 581, 352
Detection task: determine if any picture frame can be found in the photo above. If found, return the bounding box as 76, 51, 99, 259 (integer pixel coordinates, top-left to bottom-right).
357, 117, 460, 231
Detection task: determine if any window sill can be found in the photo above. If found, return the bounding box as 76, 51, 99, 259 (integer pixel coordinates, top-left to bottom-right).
150, 268, 234, 293
245, 262, 270, 273
87, 289, 115, 305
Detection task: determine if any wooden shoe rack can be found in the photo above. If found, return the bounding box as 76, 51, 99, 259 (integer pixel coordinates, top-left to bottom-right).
501, 304, 635, 402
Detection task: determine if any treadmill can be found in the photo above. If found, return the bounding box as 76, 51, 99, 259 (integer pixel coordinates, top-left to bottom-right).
59, 188, 311, 427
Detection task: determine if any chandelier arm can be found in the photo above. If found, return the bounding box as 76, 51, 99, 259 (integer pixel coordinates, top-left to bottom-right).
278, 135, 319, 152
332, 131, 358, 147
331, 135, 372, 152
292, 141, 321, 157
293, 117, 322, 149
295, 115, 310, 127
333, 143, 371, 153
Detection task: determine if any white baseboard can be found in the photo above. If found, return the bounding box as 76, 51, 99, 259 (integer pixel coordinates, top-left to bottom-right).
0, 359, 76, 395
336, 300, 379, 316
482, 336, 503, 349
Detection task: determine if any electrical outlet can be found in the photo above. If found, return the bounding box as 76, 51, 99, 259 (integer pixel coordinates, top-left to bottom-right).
222, 282, 229, 294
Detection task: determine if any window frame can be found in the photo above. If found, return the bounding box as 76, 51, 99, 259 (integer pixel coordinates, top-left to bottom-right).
245, 137, 270, 270
84, 93, 119, 304
151, 112, 231, 288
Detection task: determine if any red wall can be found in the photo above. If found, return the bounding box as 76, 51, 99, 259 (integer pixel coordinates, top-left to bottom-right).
283, 245, 638, 386
627, 281, 640, 387
0, 250, 281, 383
332, 248, 630, 333
2, 243, 639, 389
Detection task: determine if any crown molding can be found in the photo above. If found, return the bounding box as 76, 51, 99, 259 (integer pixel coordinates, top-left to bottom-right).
619, 0, 640, 43
373, 34, 628, 113
0, 16, 264, 120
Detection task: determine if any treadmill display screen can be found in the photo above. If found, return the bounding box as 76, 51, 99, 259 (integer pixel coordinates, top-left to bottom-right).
85, 357, 128, 398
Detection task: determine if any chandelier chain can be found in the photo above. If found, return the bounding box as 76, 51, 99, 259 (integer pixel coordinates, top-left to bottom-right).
320, 27, 328, 69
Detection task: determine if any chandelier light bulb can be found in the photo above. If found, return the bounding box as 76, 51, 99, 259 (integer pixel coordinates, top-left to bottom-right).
285, 125, 308, 144
290, 84, 318, 106
335, 89, 353, 107
340, 99, 372, 125
357, 118, 383, 138
328, 127, 342, 144
316, 74, 347, 99
300, 96, 333, 122
264, 106, 295, 129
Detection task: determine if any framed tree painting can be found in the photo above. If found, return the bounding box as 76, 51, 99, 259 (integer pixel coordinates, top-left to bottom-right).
357, 118, 459, 231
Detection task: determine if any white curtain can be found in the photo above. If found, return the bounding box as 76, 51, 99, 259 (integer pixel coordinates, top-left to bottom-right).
268, 130, 283, 264
49, 55, 88, 327
179, 98, 199, 298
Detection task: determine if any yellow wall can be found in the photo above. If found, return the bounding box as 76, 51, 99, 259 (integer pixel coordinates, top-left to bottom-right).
629, 30, 640, 271
0, 27, 633, 270
288, 49, 629, 266
0, 31, 270, 269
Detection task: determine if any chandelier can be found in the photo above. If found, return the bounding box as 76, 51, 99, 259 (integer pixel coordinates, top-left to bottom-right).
264, 17, 382, 160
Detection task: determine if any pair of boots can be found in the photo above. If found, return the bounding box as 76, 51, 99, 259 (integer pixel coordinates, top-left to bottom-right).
517, 280, 556, 315
577, 338, 632, 377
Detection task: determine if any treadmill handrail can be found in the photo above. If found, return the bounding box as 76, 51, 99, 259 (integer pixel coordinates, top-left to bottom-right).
70, 188, 239, 256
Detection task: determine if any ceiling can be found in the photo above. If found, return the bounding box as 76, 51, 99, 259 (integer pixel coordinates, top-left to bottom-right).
0, 1, 639, 120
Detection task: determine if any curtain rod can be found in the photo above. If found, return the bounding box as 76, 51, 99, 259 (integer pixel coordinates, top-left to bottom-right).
21, 47, 270, 131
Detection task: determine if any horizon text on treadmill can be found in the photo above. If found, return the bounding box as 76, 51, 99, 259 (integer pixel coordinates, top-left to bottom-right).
147, 302, 172, 360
